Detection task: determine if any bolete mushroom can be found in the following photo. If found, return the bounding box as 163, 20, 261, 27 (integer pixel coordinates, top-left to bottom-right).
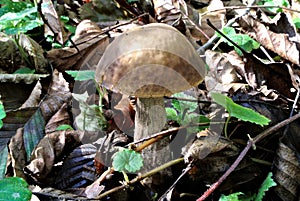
95, 23, 206, 186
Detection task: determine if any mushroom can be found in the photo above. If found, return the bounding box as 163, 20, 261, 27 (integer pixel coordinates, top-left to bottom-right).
95, 23, 206, 186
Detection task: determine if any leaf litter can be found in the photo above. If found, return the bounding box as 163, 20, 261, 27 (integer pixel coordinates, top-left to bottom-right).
0, 0, 299, 200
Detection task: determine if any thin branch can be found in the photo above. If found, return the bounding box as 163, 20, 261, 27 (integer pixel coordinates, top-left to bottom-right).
196, 112, 300, 200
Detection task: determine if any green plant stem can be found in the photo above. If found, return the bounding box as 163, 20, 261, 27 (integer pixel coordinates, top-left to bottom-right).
95, 157, 184, 199
224, 115, 231, 138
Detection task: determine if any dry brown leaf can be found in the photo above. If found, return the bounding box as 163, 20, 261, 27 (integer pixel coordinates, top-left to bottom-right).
205, 50, 246, 93
41, 0, 66, 44
238, 14, 300, 65
8, 128, 27, 178
45, 103, 71, 134
40, 70, 71, 122
47, 20, 108, 71
25, 130, 84, 182
196, 0, 226, 44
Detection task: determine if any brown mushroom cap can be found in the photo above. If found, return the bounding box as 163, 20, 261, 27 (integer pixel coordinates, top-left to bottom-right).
95, 23, 206, 97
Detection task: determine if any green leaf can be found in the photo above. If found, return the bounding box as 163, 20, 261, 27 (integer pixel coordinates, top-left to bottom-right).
0, 177, 32, 201
166, 108, 178, 121
112, 149, 143, 173
255, 172, 277, 201
219, 192, 243, 201
293, 17, 300, 29
13, 67, 35, 74
217, 27, 260, 56
66, 70, 95, 81
171, 92, 198, 113
0, 146, 8, 179
55, 124, 74, 131
211, 93, 271, 126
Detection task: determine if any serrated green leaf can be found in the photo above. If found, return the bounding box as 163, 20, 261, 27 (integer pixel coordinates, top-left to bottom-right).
0, 177, 32, 201
255, 172, 276, 201
0, 146, 8, 179
112, 149, 143, 173
166, 108, 178, 121
66, 70, 95, 81
55, 124, 74, 131
219, 192, 243, 201
211, 93, 270, 126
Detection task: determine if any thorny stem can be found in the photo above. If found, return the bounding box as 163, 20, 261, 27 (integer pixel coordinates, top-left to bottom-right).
196, 112, 300, 201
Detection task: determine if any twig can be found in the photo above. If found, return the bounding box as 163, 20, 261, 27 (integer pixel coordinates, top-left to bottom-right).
201, 5, 300, 17
95, 157, 184, 200
196, 112, 300, 200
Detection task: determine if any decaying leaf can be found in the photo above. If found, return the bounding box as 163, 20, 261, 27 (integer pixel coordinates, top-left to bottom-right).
273, 142, 300, 200
238, 14, 300, 66
41, 0, 66, 44
18, 34, 50, 73
47, 20, 109, 71
0, 74, 49, 110
45, 103, 71, 134
183, 129, 221, 162
25, 130, 84, 182
8, 128, 27, 178
205, 50, 246, 93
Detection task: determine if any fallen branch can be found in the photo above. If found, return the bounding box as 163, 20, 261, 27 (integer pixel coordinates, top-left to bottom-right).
196, 112, 300, 201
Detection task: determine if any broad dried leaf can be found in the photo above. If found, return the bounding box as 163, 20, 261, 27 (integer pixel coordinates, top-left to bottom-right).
0, 146, 8, 179
8, 128, 27, 178
18, 34, 49, 73
47, 20, 108, 71
45, 103, 71, 134
41, 0, 65, 44
273, 142, 300, 200
20, 81, 42, 108
23, 108, 45, 161
205, 50, 245, 92
25, 130, 84, 181
238, 14, 300, 65
183, 129, 220, 162
54, 144, 97, 190
79, 0, 127, 22
40, 70, 71, 122
196, 0, 226, 43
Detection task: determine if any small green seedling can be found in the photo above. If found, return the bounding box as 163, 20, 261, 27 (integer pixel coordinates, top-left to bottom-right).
112, 148, 143, 173
216, 27, 260, 56
166, 92, 210, 135
0, 177, 32, 201
211, 92, 271, 137
219, 172, 276, 201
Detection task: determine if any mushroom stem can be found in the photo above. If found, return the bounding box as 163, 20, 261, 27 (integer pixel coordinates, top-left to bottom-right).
134, 97, 172, 189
